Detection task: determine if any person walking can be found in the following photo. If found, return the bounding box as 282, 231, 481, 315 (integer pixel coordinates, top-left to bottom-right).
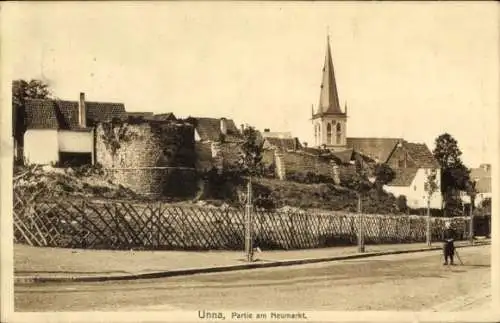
442, 221, 456, 265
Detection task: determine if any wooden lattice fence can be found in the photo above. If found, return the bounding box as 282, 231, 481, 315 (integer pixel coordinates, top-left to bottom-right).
13, 191, 471, 250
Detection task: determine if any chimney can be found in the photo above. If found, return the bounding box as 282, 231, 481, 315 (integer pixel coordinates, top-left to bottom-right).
303, 142, 308, 148
220, 118, 227, 135
78, 92, 87, 128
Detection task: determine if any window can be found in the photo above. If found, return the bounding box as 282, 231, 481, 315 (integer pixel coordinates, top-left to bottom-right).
326, 123, 332, 145
336, 123, 342, 144
414, 185, 417, 191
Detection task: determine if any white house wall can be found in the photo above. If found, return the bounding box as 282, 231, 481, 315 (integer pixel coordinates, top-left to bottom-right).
385, 168, 442, 209
58, 130, 93, 153
24, 129, 59, 165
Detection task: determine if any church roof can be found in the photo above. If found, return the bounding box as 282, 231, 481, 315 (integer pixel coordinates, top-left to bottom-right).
315, 35, 345, 117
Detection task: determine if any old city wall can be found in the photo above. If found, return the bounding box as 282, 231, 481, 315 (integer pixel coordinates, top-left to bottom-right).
95, 120, 196, 197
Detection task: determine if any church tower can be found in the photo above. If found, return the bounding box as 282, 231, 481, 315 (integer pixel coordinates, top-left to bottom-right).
312, 35, 347, 151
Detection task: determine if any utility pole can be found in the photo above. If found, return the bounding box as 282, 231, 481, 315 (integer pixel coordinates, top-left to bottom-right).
245, 180, 254, 262
357, 193, 365, 253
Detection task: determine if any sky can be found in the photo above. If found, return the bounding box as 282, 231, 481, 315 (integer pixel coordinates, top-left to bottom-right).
2, 2, 498, 168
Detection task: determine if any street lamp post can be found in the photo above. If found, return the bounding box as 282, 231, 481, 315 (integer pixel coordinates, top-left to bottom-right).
357, 193, 365, 253
469, 202, 474, 245
245, 180, 254, 262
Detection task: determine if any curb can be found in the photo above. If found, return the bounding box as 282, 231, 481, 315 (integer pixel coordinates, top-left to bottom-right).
15, 241, 490, 284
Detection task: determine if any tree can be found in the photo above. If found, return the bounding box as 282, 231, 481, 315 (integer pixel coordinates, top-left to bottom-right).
432, 133, 470, 215
237, 126, 264, 177
373, 163, 395, 193
424, 168, 439, 246
13, 79, 51, 108
352, 159, 373, 253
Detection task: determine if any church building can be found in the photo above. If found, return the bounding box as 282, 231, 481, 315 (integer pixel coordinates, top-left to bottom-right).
311, 35, 443, 209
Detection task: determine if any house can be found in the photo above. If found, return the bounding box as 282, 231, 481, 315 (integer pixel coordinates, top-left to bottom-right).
470, 164, 492, 207
188, 117, 243, 171
307, 35, 442, 208
14, 92, 126, 166
346, 138, 442, 209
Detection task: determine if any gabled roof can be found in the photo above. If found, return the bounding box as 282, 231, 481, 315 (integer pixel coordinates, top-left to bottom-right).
475, 178, 491, 194
401, 142, 439, 168
190, 117, 242, 142
264, 137, 301, 151
387, 168, 419, 187
470, 165, 491, 193
346, 137, 402, 163
24, 98, 126, 130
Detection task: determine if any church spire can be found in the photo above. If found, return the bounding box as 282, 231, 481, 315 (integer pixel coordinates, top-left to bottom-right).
317, 34, 343, 116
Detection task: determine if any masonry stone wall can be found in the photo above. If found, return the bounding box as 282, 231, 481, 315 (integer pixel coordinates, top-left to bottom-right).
262, 149, 358, 183
282, 151, 333, 177
95, 120, 196, 197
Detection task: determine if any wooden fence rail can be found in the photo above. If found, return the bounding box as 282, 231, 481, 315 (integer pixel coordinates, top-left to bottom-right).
12, 191, 471, 250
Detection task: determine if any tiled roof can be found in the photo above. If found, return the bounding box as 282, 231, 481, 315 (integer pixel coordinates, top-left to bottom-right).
475, 178, 491, 193
191, 117, 242, 142
470, 167, 491, 180
402, 142, 439, 168
24, 98, 126, 130
264, 137, 301, 151
470, 166, 491, 193
387, 168, 419, 187
86, 101, 127, 126
346, 137, 402, 163
152, 113, 176, 121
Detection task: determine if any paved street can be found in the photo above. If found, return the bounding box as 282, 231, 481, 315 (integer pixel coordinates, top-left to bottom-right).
15, 245, 490, 312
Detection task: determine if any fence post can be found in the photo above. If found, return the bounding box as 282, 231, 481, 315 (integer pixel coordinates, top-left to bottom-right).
357, 194, 365, 253
245, 180, 254, 262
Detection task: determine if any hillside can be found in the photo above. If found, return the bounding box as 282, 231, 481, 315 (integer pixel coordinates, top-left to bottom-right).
252, 178, 403, 214
13, 165, 404, 214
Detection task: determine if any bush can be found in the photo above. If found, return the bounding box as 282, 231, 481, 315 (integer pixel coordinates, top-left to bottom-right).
396, 195, 408, 213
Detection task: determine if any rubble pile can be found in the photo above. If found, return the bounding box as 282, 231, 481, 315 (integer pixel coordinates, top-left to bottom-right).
13, 164, 138, 200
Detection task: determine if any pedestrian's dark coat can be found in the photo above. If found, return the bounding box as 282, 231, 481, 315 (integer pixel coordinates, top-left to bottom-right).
442, 226, 456, 264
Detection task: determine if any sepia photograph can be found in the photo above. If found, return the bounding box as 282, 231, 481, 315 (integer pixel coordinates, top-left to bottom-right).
1, 2, 498, 322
